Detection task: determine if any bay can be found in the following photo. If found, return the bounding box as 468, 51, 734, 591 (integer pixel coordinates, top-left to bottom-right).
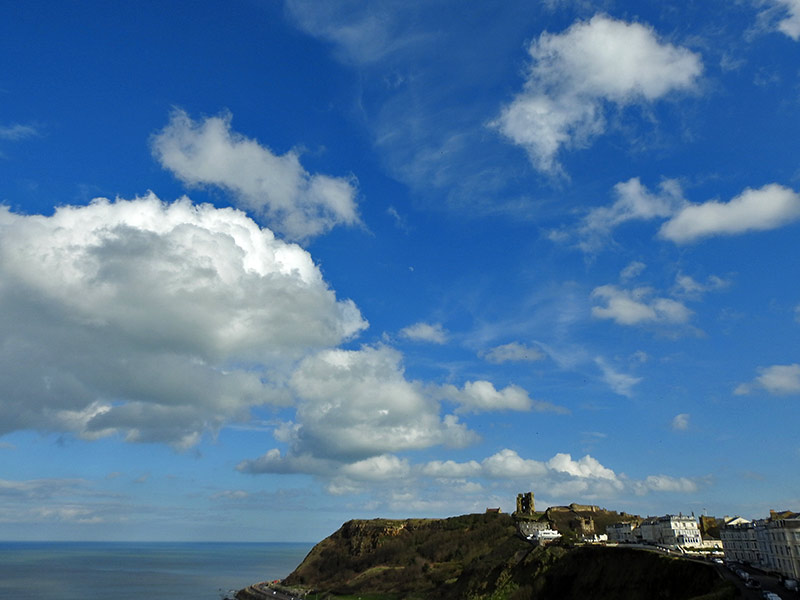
0, 541, 313, 600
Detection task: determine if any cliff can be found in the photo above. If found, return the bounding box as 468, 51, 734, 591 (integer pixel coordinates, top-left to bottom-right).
254, 512, 736, 600
282, 513, 522, 598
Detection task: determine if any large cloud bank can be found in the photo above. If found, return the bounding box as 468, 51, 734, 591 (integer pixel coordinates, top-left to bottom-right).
0, 195, 366, 447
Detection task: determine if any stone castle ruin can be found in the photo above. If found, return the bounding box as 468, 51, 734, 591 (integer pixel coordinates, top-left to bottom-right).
515, 492, 535, 517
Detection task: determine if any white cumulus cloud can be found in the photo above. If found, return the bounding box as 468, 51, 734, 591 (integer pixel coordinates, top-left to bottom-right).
591, 285, 693, 326
672, 413, 690, 431
493, 15, 702, 172
341, 454, 411, 481
239, 345, 477, 471
0, 195, 367, 447
659, 184, 800, 243
439, 380, 568, 414
735, 363, 800, 396
152, 110, 360, 241
547, 452, 620, 481
481, 449, 549, 479
564, 178, 800, 251
420, 459, 482, 479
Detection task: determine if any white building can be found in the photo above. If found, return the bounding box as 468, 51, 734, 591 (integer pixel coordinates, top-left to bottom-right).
720, 511, 800, 581
517, 519, 551, 538
606, 522, 637, 543
719, 517, 760, 564
528, 528, 562, 544
638, 515, 702, 547
759, 511, 800, 580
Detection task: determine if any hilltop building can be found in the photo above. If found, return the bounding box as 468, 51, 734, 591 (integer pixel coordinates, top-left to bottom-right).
526, 527, 562, 544
515, 492, 535, 517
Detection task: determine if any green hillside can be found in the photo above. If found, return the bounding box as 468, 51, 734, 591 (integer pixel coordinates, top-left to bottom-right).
252, 512, 737, 600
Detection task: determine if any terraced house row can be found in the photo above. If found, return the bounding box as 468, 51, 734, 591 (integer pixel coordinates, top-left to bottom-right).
605, 514, 705, 548
720, 510, 800, 581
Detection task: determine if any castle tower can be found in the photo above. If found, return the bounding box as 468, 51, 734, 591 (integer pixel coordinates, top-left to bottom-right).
516, 492, 535, 516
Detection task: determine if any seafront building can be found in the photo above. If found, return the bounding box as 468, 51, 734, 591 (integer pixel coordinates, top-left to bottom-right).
718, 517, 759, 564
607, 514, 702, 548
606, 522, 637, 543
657, 514, 703, 547
720, 510, 800, 581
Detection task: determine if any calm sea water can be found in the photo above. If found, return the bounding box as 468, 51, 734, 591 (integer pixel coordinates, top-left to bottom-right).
0, 541, 314, 600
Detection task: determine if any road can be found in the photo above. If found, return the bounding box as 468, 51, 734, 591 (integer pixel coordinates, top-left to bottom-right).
235, 582, 305, 600
714, 562, 798, 600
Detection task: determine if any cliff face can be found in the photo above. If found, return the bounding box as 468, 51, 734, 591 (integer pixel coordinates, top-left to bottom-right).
283, 513, 523, 597
276, 513, 736, 600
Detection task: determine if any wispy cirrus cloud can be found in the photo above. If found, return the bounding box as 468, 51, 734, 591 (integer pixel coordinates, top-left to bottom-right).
577, 178, 684, 251
757, 0, 800, 41
594, 357, 642, 397
399, 322, 448, 344
633, 474, 703, 495
0, 123, 39, 141
672, 274, 730, 299
284, 0, 434, 65
479, 341, 545, 364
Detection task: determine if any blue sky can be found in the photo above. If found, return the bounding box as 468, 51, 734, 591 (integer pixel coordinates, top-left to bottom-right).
1, 0, 799, 542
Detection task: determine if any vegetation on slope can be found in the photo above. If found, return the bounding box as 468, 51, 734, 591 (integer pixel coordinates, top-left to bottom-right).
507, 546, 733, 600
283, 513, 522, 598
276, 512, 736, 600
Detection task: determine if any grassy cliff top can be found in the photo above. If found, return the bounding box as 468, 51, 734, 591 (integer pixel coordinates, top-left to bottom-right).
275, 513, 735, 600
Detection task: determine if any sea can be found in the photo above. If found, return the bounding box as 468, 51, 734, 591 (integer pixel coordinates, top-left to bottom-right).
0, 541, 314, 600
